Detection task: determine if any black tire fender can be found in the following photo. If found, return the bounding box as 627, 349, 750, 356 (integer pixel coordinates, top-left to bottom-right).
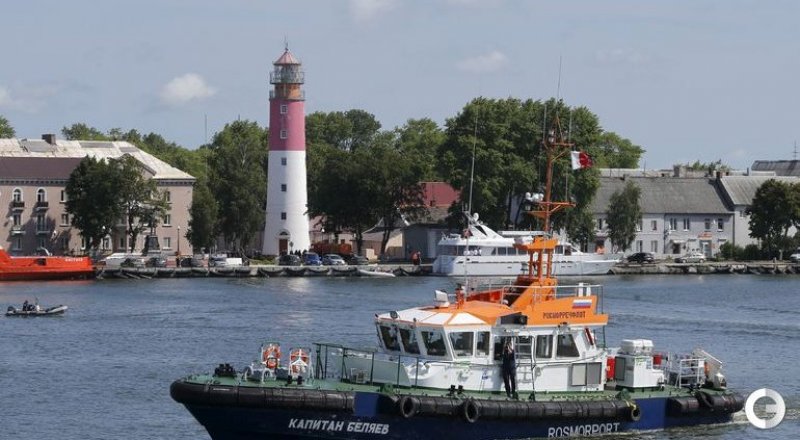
398, 395, 419, 418
463, 399, 480, 423
628, 404, 642, 422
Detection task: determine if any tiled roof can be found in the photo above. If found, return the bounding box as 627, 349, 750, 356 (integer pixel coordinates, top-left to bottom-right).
0, 138, 194, 180
591, 176, 730, 215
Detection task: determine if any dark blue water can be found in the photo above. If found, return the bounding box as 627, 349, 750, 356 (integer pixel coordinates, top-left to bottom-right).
1, 275, 797, 439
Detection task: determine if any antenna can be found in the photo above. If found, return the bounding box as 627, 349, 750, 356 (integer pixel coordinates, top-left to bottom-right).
556, 55, 563, 100
794, 141, 798, 160
284, 35, 289, 51
468, 113, 478, 214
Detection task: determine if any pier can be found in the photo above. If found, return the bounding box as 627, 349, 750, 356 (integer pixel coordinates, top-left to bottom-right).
612, 261, 800, 275
96, 264, 434, 279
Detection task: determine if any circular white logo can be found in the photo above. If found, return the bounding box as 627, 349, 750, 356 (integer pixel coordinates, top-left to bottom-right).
745, 388, 785, 429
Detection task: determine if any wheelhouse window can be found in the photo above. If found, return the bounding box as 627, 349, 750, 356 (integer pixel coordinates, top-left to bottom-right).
556, 334, 580, 358
399, 328, 420, 354
535, 335, 553, 359
378, 324, 400, 351
476, 331, 490, 357
516, 336, 533, 359
571, 362, 603, 387
421, 329, 447, 356
448, 331, 474, 357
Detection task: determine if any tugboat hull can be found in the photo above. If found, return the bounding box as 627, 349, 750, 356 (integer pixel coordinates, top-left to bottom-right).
171, 380, 743, 440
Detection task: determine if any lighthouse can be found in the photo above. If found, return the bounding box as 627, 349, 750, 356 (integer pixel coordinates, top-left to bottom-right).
262, 47, 311, 256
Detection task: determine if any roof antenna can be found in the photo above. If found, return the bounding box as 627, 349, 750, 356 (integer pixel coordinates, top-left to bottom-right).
556, 55, 563, 101
284, 35, 289, 51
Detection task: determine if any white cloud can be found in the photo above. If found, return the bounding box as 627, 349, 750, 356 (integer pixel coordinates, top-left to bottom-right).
456, 50, 509, 74
349, 0, 398, 23
160, 73, 216, 106
0, 84, 57, 113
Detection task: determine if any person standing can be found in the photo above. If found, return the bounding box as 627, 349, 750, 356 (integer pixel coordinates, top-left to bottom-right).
501, 341, 517, 398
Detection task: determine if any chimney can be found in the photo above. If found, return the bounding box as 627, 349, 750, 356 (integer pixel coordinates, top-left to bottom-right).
42, 134, 57, 145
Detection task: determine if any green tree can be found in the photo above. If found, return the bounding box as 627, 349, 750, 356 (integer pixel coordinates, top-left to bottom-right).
594, 132, 644, 168
187, 179, 219, 253
605, 181, 642, 252
65, 157, 124, 251
0, 115, 15, 137
393, 118, 445, 180
113, 155, 168, 253
61, 123, 109, 140
747, 179, 796, 257
207, 120, 268, 254
306, 109, 381, 151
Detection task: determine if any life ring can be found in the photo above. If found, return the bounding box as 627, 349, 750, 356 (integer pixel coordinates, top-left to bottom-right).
398, 395, 419, 418
262, 345, 281, 369
462, 399, 480, 423
628, 404, 642, 422
289, 348, 310, 375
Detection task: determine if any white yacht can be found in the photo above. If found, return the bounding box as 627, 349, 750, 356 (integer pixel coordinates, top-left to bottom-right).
432, 213, 618, 277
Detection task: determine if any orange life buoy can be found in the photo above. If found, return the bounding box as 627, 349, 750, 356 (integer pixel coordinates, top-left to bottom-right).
262, 345, 281, 369
289, 348, 310, 375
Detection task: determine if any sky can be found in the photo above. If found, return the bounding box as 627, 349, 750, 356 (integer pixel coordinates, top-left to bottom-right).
2, 0, 800, 170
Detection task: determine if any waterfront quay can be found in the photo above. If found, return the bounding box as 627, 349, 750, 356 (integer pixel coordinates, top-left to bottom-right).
96, 264, 432, 279
613, 261, 800, 275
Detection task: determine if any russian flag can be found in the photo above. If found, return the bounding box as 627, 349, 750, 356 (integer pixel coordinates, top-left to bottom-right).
572, 299, 593, 309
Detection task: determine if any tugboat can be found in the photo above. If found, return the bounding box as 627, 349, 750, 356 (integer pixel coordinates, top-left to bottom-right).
171, 116, 744, 439
0, 247, 94, 281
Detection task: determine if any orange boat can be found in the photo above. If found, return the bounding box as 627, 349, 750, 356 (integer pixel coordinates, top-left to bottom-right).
0, 247, 94, 281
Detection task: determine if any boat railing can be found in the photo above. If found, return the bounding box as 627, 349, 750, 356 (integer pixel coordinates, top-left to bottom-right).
661, 354, 706, 388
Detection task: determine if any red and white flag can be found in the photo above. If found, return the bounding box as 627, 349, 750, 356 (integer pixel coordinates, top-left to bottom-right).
571, 151, 592, 170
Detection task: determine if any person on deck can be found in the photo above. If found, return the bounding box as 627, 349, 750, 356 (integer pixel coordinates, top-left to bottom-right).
501, 341, 517, 398
22, 300, 29, 311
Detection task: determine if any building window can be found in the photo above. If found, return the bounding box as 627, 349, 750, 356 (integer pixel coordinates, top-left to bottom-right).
636, 240, 643, 252
650, 240, 658, 253
280, 104, 288, 114
36, 213, 46, 232
12, 188, 22, 202
102, 237, 111, 250
704, 218, 711, 230
60, 190, 67, 202
281, 157, 287, 166
717, 218, 724, 231
164, 191, 171, 203
163, 237, 172, 250
60, 214, 69, 226
163, 214, 171, 226
682, 218, 690, 231
651, 220, 657, 231
12, 213, 21, 226
636, 220, 642, 232
281, 184, 287, 192
37, 188, 46, 202
119, 236, 126, 249
669, 218, 678, 231
280, 129, 288, 139
13, 237, 22, 250
596, 219, 604, 230
280, 212, 287, 220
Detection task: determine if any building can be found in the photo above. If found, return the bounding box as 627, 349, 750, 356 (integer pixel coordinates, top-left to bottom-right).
0, 136, 194, 256
591, 174, 733, 257
262, 47, 311, 256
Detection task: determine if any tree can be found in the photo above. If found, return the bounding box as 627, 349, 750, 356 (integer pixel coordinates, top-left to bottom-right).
113, 155, 168, 253
61, 123, 109, 140
594, 132, 644, 168
187, 179, 219, 253
207, 120, 268, 254
393, 118, 445, 180
605, 181, 642, 252
0, 115, 15, 138
747, 179, 796, 257
65, 157, 124, 251
305, 109, 381, 151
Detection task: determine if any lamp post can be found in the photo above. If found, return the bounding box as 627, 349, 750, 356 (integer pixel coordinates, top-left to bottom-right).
177, 226, 181, 256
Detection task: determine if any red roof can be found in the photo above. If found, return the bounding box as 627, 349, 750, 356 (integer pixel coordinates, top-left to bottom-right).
421, 182, 460, 207
274, 49, 300, 65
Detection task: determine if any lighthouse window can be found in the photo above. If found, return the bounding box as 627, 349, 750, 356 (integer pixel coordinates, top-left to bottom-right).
556, 334, 580, 358
281, 184, 287, 192
280, 212, 286, 220
378, 324, 400, 352
280, 129, 288, 139
280, 104, 288, 114
449, 332, 474, 357
281, 157, 287, 166
421, 330, 447, 357
535, 335, 553, 359
399, 328, 420, 354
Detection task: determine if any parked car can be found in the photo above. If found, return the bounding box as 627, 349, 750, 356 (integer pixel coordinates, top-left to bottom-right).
790, 249, 800, 263
303, 252, 322, 266
146, 256, 168, 268
626, 252, 655, 264
322, 254, 346, 266
278, 254, 301, 266
209, 255, 228, 267
675, 252, 706, 263
180, 256, 205, 268
345, 254, 369, 265
120, 257, 146, 268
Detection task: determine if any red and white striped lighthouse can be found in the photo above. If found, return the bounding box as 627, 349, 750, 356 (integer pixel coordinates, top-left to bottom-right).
262, 47, 311, 256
